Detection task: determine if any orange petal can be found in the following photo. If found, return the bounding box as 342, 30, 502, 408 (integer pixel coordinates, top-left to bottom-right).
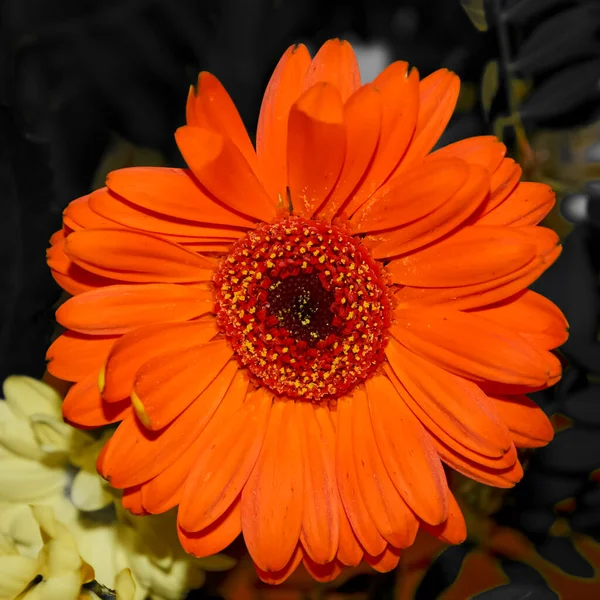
297, 403, 339, 564
352, 387, 419, 548
63, 195, 125, 231
421, 491, 466, 545
46, 331, 117, 381
384, 339, 512, 458
256, 44, 312, 202
489, 393, 554, 448
287, 83, 346, 217
387, 226, 538, 287
89, 188, 244, 241
365, 374, 449, 525
242, 400, 304, 572
346, 63, 419, 213
63, 370, 130, 428
394, 69, 460, 176
477, 157, 522, 217
132, 338, 233, 430
364, 546, 402, 573
186, 72, 257, 171
179, 386, 272, 531
99, 361, 239, 487
394, 228, 561, 310
472, 290, 568, 350
302, 556, 344, 583
365, 164, 489, 259
392, 306, 561, 387
353, 157, 469, 233
178, 497, 241, 557
65, 229, 215, 283
122, 485, 147, 515
431, 136, 506, 173
316, 84, 382, 222
254, 545, 303, 585
336, 395, 387, 557
336, 494, 363, 567
143, 368, 248, 514
102, 318, 218, 402
106, 167, 253, 229
175, 126, 276, 221
56, 284, 213, 336
434, 435, 523, 488
302, 39, 360, 102
475, 181, 555, 227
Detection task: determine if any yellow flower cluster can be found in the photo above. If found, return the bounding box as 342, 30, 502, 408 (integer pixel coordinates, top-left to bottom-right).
0, 377, 234, 600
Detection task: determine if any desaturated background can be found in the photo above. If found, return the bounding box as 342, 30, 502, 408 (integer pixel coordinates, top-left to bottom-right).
1, 0, 600, 598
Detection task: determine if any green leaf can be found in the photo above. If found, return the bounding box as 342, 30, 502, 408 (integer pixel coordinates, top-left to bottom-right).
481, 60, 499, 118
460, 0, 489, 32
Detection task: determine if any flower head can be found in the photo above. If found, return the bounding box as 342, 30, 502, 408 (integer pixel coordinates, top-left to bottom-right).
46, 39, 567, 583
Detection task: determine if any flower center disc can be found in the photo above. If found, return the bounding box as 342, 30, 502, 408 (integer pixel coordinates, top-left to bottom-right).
214, 216, 392, 401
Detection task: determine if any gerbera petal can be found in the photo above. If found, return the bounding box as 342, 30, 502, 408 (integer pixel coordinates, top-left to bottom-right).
122, 485, 147, 515
132, 338, 233, 430
302, 556, 344, 583
394, 69, 460, 176
242, 400, 304, 572
297, 402, 339, 564
365, 375, 449, 525
102, 318, 218, 402
364, 546, 402, 573
99, 361, 239, 487
351, 387, 419, 548
346, 62, 419, 212
178, 497, 241, 558
179, 386, 272, 531
106, 167, 253, 229
394, 228, 561, 310
433, 436, 523, 488
336, 495, 363, 567
287, 83, 346, 217
365, 164, 489, 259
387, 226, 538, 287
46, 331, 117, 381
489, 394, 554, 448
302, 39, 360, 102
254, 545, 303, 585
384, 339, 512, 457
475, 182, 555, 227
64, 229, 215, 283
477, 158, 522, 217
392, 306, 561, 387
353, 157, 469, 233
144, 368, 248, 514
472, 290, 568, 350
56, 284, 213, 336
336, 394, 388, 557
421, 491, 466, 545
175, 126, 276, 221
256, 44, 312, 201
186, 72, 257, 170
63, 370, 131, 428
316, 84, 382, 222
63, 195, 124, 231
431, 136, 506, 173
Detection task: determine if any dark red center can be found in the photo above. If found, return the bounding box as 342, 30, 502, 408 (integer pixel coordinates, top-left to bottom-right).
214, 216, 392, 401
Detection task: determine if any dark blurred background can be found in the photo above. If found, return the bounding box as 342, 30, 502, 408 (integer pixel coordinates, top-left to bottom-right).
2, 0, 600, 598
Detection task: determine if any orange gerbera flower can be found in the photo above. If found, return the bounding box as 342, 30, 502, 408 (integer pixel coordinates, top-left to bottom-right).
46, 39, 567, 583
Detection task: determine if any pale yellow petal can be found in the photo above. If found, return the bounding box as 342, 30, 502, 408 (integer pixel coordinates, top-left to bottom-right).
0, 459, 66, 502
34, 571, 81, 600
0, 555, 39, 598
70, 471, 113, 512
3, 377, 62, 419
115, 568, 136, 600
0, 404, 42, 461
